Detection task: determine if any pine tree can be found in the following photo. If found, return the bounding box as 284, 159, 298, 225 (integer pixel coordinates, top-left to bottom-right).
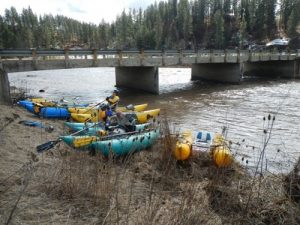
191, 0, 207, 49
214, 9, 225, 49
239, 10, 248, 48
287, 7, 299, 37
253, 0, 267, 39
265, 0, 276, 38
177, 0, 192, 49
0, 16, 4, 48
4, 7, 21, 48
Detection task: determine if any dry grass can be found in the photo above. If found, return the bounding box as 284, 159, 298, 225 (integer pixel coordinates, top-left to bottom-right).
1, 106, 300, 224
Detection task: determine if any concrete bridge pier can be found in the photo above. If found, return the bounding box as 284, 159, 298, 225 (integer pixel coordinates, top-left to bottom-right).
0, 68, 11, 104
115, 66, 159, 94
191, 63, 242, 83
244, 60, 300, 78
295, 59, 300, 78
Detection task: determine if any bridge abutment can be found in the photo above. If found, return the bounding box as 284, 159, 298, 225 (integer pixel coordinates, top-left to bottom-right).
0, 68, 11, 104
244, 60, 299, 78
191, 63, 242, 83
115, 66, 159, 94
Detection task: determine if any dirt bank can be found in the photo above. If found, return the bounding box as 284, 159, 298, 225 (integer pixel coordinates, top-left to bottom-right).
0, 104, 299, 225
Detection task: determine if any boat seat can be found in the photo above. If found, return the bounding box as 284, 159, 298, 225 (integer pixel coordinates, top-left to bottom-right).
196, 131, 212, 143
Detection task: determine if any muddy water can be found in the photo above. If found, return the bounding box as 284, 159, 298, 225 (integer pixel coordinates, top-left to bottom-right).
8, 68, 300, 173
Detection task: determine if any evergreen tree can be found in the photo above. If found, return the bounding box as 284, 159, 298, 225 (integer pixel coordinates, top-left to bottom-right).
0, 16, 4, 48
287, 6, 300, 37
223, 0, 232, 15
20, 7, 38, 48
239, 10, 248, 48
177, 0, 192, 49
98, 21, 109, 49
213, 9, 225, 49
0, 1, 298, 50
280, 0, 294, 31
265, 0, 276, 38
4, 7, 21, 48
191, 0, 207, 49
115, 10, 134, 49
154, 4, 163, 49
253, 0, 267, 39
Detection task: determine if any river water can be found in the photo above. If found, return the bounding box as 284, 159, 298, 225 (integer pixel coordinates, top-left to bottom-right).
8, 68, 300, 174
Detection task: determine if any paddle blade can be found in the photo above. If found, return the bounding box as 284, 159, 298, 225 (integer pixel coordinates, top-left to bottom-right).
36, 140, 60, 153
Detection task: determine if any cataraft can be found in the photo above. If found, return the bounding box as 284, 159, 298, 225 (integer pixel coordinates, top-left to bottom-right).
18, 98, 88, 119
18, 100, 71, 119
18, 99, 150, 120
173, 130, 233, 167
68, 103, 148, 114
92, 128, 159, 157
18, 98, 89, 109
60, 128, 160, 157
71, 108, 160, 123
64, 121, 151, 136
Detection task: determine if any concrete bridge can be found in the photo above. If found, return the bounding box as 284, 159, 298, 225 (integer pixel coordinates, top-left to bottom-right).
1, 49, 300, 103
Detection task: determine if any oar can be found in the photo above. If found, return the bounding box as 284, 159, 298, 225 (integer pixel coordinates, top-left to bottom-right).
82, 99, 106, 114
82, 100, 119, 123
71, 128, 153, 148
36, 123, 99, 153
99, 128, 156, 141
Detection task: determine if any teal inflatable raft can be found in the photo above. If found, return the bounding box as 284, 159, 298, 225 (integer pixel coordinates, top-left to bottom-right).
91, 128, 160, 157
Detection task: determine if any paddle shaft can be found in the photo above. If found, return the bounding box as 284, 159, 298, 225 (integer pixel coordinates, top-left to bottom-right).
82, 100, 106, 114
83, 100, 119, 123
36, 123, 100, 153
83, 98, 118, 114
100, 128, 155, 141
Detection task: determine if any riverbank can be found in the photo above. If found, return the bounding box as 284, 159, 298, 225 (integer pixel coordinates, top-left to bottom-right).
0, 103, 300, 224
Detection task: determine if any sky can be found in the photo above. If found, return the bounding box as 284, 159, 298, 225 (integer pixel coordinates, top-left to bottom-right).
0, 0, 161, 24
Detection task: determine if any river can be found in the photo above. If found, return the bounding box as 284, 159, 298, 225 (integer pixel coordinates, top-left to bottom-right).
8, 67, 300, 174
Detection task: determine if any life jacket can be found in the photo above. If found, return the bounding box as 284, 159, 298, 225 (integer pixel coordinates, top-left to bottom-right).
107, 95, 119, 110
33, 103, 43, 115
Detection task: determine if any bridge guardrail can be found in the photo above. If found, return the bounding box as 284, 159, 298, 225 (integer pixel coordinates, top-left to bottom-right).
0, 49, 299, 64
0, 49, 32, 57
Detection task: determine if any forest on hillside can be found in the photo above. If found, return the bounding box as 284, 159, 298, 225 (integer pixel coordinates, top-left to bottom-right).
0, 0, 299, 50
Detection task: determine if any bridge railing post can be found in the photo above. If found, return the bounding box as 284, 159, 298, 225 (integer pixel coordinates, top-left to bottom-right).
178, 48, 183, 65
248, 50, 252, 61
139, 48, 144, 65
162, 48, 166, 66
64, 48, 70, 68
259, 49, 262, 61
209, 49, 213, 63
118, 50, 123, 66
92, 49, 98, 67
0, 56, 3, 70
31, 48, 37, 70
